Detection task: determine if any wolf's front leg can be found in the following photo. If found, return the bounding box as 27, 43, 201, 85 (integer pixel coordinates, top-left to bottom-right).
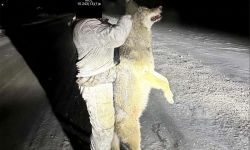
144, 71, 174, 104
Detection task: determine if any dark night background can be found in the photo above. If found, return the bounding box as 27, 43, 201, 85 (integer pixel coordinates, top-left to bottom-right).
0, 0, 249, 36
0, 0, 249, 150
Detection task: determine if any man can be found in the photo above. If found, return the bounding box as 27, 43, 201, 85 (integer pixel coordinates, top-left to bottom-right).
73, 15, 132, 150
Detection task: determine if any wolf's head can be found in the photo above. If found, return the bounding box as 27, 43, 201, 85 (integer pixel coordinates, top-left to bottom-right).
126, 0, 162, 29
135, 6, 162, 29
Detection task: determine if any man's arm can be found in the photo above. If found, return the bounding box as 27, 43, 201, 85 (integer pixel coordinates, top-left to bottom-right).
100, 15, 133, 48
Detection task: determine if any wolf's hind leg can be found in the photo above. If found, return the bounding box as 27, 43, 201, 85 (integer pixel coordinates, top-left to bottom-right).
116, 117, 141, 150
111, 132, 120, 150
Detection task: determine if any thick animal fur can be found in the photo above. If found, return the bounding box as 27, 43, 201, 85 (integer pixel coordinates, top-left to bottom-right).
112, 1, 174, 150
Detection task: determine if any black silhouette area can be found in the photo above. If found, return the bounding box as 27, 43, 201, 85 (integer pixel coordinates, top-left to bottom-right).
2, 3, 92, 149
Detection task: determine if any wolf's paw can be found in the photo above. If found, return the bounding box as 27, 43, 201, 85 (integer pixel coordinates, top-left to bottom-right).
164, 91, 174, 104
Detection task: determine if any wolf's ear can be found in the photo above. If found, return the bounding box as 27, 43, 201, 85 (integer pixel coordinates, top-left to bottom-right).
125, 0, 139, 15
137, 7, 143, 12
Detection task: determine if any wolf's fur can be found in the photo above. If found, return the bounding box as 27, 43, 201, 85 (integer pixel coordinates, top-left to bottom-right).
112, 1, 174, 150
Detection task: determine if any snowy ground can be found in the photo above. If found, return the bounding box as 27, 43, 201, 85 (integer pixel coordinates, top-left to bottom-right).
0, 17, 249, 150
140, 23, 249, 150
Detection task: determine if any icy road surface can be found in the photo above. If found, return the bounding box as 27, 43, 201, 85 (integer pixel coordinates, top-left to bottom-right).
0, 19, 249, 150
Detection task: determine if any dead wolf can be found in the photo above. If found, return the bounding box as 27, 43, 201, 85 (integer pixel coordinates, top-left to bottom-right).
112, 2, 174, 150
